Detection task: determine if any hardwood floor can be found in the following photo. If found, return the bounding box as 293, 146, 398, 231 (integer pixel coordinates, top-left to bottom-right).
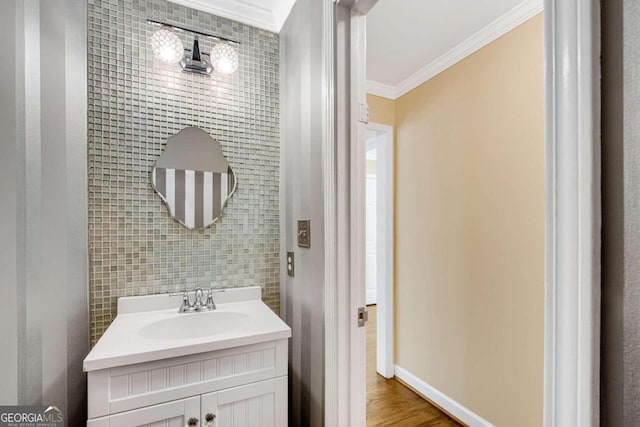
366, 305, 463, 427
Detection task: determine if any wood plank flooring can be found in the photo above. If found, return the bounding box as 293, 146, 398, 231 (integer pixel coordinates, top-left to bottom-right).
366, 305, 463, 427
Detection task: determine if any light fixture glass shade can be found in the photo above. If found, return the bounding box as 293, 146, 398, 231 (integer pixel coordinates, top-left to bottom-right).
150, 27, 184, 64
210, 43, 239, 74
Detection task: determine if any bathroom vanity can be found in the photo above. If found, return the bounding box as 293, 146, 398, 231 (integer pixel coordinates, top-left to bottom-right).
84, 287, 290, 427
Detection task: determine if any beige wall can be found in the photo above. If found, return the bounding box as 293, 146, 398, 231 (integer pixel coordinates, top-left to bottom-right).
370, 14, 544, 426
367, 94, 396, 126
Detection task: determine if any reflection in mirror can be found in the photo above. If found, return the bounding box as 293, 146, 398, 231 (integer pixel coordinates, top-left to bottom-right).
152, 127, 236, 230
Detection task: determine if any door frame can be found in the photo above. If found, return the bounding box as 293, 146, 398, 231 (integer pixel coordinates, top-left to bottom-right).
325, 0, 601, 426
543, 0, 601, 425
366, 121, 394, 379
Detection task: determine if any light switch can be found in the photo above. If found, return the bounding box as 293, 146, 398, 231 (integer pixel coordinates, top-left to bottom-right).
297, 220, 310, 248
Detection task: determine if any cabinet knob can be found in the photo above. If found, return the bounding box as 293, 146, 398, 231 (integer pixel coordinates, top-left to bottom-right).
187, 417, 199, 427
205, 413, 216, 426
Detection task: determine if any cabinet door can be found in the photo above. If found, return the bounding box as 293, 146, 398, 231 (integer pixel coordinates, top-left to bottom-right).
201, 377, 287, 427
107, 396, 199, 427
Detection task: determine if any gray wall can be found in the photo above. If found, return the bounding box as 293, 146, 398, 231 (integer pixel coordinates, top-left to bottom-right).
280, 0, 330, 425
87, 0, 281, 345
0, 0, 19, 407
601, 0, 640, 424
0, 0, 89, 424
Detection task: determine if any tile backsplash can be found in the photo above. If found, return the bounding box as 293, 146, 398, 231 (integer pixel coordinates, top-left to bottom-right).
88, 0, 280, 345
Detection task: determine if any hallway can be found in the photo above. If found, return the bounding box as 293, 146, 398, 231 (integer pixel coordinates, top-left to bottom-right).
366, 306, 462, 426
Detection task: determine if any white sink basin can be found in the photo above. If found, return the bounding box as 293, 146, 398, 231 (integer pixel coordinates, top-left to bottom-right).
83, 286, 291, 372
138, 311, 252, 340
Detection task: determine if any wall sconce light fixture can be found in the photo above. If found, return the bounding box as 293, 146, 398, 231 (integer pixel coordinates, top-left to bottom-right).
147, 19, 240, 76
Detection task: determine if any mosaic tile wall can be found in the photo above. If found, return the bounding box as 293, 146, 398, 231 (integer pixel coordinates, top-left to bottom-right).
88, 0, 280, 344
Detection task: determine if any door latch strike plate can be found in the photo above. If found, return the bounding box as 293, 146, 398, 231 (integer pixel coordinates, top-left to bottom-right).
358, 306, 368, 327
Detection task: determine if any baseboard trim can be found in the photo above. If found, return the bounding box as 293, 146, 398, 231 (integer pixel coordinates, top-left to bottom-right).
394, 365, 495, 427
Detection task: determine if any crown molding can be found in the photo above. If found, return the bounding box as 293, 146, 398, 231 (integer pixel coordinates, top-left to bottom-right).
366, 80, 396, 99
366, 0, 543, 100
271, 0, 297, 31
167, 0, 294, 33
337, 0, 379, 14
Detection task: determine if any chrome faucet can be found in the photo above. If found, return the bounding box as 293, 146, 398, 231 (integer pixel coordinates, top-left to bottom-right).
178, 287, 217, 313
192, 288, 205, 311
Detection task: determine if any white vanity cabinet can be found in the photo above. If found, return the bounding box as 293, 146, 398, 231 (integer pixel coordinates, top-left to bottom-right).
88, 378, 286, 427
87, 339, 288, 427
84, 287, 291, 427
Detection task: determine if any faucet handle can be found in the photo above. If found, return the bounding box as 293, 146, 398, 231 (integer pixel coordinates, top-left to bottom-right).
179, 291, 192, 313
206, 289, 216, 311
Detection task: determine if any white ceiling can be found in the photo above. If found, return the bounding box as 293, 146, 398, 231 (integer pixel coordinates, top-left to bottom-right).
367, 0, 542, 98
168, 0, 297, 33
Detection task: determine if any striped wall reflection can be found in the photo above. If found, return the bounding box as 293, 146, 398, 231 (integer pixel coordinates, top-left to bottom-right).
153, 167, 236, 229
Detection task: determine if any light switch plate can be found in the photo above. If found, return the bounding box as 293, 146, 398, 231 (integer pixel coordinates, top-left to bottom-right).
297, 220, 310, 248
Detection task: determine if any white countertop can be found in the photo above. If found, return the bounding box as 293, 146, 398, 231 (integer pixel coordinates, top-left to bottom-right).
83, 287, 291, 372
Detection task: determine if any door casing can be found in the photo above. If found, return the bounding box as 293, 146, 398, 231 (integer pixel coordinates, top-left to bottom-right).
323, 0, 602, 426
